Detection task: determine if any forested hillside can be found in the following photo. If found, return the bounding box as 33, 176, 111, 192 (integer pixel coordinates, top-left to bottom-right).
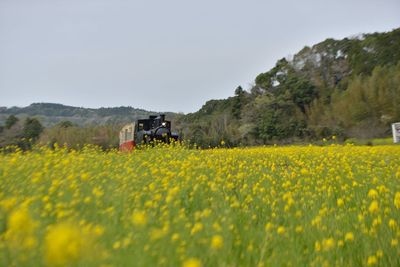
0, 103, 178, 127
176, 28, 400, 146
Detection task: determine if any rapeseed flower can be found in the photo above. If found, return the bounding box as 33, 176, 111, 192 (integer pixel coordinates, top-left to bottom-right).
210, 235, 224, 250
131, 211, 147, 226
4, 206, 37, 249
394, 192, 400, 209
367, 255, 378, 265
322, 238, 335, 251
277, 226, 285, 235
183, 258, 202, 267
368, 201, 379, 214
344, 232, 354, 242
44, 222, 95, 266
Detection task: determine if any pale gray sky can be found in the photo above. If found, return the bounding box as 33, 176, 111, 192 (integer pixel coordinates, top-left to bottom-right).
0, 0, 399, 113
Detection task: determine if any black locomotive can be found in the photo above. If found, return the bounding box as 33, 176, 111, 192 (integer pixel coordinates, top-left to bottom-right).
135, 114, 179, 144
119, 114, 179, 150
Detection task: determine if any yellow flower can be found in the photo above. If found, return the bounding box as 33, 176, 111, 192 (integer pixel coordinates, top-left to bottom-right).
131, 211, 147, 226
300, 168, 308, 175
210, 235, 223, 250
113, 241, 121, 250
337, 198, 344, 207
277, 226, 285, 235
265, 222, 273, 232
368, 201, 379, 214
368, 189, 378, 199
182, 258, 202, 267
92, 187, 104, 198
44, 222, 94, 266
367, 255, 378, 265
343, 232, 353, 242
322, 238, 335, 251
4, 206, 37, 250
171, 233, 180, 242
315, 241, 321, 252
191, 223, 203, 235
7, 206, 35, 233
93, 225, 105, 236
295, 226, 303, 233
388, 219, 397, 229
150, 228, 167, 241
0, 197, 17, 212
394, 192, 400, 209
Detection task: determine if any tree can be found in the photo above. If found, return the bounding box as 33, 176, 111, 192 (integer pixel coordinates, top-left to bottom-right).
232, 86, 245, 119
23, 118, 44, 141
5, 115, 19, 129
57, 120, 74, 128
282, 73, 317, 114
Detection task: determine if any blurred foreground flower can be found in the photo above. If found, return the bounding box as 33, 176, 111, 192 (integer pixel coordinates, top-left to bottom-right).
44, 222, 99, 266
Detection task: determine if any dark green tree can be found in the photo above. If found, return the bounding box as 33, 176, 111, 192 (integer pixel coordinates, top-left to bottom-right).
23, 118, 44, 141
5, 115, 19, 129
232, 86, 245, 119
57, 120, 74, 128
284, 74, 317, 113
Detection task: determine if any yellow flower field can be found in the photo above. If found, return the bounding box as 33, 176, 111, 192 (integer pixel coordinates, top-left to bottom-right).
1, 144, 400, 266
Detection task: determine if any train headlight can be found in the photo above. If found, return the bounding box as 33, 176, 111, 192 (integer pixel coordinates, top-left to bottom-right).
162, 122, 166, 127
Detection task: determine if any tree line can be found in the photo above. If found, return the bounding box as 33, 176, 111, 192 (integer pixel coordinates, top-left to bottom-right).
0, 116, 120, 150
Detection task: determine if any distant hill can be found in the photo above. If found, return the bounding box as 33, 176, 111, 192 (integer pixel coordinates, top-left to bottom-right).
176, 28, 400, 146
0, 103, 179, 127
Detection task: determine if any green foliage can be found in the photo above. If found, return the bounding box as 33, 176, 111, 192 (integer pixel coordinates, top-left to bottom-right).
23, 118, 44, 141
232, 86, 246, 119
57, 120, 74, 128
281, 72, 317, 113
0, 117, 44, 150
308, 63, 400, 138
39, 124, 120, 150
347, 29, 400, 75
177, 28, 400, 147
5, 115, 18, 129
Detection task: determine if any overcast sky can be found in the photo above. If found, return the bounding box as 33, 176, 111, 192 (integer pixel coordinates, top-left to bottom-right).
0, 0, 399, 113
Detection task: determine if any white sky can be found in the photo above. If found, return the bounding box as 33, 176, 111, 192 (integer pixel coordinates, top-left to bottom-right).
0, 0, 399, 113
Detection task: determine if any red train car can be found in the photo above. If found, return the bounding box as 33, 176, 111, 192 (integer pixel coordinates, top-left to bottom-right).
119, 122, 136, 152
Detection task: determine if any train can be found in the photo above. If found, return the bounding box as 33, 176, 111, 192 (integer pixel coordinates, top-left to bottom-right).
119, 114, 179, 151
